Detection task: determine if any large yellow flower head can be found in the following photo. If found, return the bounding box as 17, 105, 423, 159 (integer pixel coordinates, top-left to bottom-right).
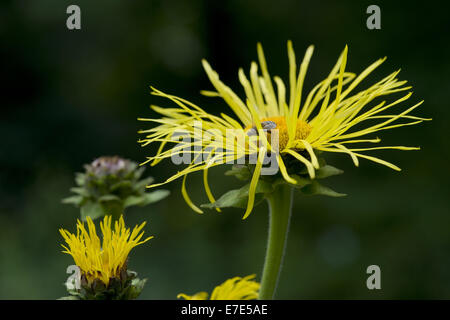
178, 275, 260, 300
59, 215, 152, 286
139, 41, 429, 219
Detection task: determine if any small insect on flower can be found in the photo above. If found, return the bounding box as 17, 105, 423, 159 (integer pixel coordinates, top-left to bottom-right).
177, 275, 260, 300
139, 42, 430, 219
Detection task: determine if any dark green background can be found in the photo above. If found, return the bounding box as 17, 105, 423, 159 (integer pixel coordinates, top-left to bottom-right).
1, 0, 449, 299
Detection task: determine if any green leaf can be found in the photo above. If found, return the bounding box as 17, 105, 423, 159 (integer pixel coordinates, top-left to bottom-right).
301, 181, 346, 197
58, 296, 80, 300
133, 166, 146, 180
110, 181, 133, 192
98, 194, 121, 202
126, 161, 139, 173
70, 187, 89, 197
139, 190, 170, 206
61, 195, 83, 205
133, 176, 155, 190
126, 278, 147, 300
123, 196, 145, 208
315, 165, 344, 179
202, 189, 247, 209
289, 175, 312, 188
75, 173, 86, 186
80, 201, 104, 221
224, 165, 252, 181
202, 180, 273, 209
123, 190, 170, 208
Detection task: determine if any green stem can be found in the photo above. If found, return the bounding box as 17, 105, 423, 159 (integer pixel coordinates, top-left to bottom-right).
259, 184, 293, 300
105, 202, 125, 223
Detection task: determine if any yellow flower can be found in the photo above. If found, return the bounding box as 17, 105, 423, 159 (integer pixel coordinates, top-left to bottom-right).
178, 275, 260, 300
59, 215, 152, 286
139, 41, 430, 219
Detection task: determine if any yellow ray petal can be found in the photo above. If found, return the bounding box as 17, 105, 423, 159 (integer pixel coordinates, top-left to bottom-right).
283, 149, 316, 179
242, 147, 265, 220
203, 167, 221, 212
181, 174, 203, 214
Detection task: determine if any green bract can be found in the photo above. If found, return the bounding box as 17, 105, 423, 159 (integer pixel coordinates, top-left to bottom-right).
59, 269, 147, 300
62, 156, 169, 220
201, 158, 345, 211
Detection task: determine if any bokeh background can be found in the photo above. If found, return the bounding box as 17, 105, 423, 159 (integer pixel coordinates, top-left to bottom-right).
1, 0, 449, 299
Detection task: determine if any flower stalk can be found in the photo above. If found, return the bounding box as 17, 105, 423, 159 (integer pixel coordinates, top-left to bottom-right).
102, 201, 125, 223
259, 183, 293, 300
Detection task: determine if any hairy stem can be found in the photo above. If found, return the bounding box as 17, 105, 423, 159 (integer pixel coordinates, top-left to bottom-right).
259, 184, 293, 300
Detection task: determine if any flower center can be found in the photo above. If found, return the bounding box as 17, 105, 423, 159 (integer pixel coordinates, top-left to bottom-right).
245, 116, 311, 151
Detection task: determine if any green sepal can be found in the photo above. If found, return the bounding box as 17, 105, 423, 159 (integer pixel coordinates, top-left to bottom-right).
62, 269, 147, 300
123, 278, 147, 300
123, 196, 145, 208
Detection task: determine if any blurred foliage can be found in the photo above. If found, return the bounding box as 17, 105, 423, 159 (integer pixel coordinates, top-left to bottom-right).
0, 0, 449, 299
62, 156, 169, 221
